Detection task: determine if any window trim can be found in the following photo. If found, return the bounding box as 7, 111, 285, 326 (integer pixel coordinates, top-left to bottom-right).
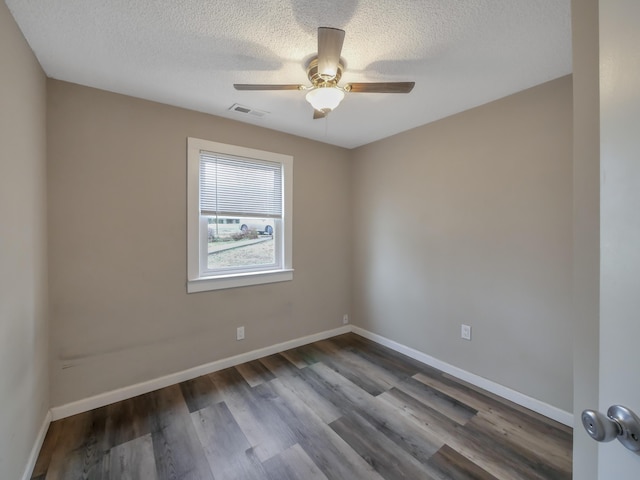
187, 137, 293, 293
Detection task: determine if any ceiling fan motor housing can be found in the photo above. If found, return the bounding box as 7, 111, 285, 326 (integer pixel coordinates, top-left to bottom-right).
307, 57, 343, 87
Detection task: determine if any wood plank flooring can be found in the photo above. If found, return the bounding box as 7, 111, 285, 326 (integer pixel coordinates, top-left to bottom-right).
32, 333, 572, 479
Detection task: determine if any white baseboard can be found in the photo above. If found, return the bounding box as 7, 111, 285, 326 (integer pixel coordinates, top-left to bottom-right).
352, 326, 574, 427
50, 323, 572, 428
22, 409, 52, 480
51, 325, 351, 420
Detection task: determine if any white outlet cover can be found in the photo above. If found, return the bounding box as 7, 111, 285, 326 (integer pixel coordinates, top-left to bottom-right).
461, 324, 472, 340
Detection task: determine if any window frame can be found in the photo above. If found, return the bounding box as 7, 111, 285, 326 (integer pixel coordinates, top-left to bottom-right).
187, 137, 293, 293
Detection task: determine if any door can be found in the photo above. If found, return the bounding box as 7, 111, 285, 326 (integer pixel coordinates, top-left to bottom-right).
598, 0, 640, 477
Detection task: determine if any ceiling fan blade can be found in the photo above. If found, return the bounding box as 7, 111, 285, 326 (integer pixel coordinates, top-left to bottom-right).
346, 82, 415, 93
313, 109, 329, 120
234, 84, 303, 91
317, 27, 345, 79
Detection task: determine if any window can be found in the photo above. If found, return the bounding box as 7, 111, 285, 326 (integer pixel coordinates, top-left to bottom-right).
187, 137, 293, 292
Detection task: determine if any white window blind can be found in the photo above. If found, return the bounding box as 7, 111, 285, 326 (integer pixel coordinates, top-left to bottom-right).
199, 152, 283, 218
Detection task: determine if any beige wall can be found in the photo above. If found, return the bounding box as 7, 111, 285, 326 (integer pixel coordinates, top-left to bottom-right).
351, 76, 573, 411
47, 80, 352, 406
0, 1, 49, 479
47, 76, 575, 413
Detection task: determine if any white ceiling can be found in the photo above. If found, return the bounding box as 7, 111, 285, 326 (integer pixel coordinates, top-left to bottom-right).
6, 0, 572, 149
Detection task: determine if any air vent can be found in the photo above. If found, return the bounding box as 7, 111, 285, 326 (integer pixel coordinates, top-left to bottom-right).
228, 104, 269, 118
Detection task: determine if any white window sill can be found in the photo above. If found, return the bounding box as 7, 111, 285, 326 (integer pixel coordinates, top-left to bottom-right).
187, 269, 294, 293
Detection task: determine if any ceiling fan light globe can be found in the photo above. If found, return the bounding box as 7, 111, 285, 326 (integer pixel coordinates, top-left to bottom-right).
305, 87, 345, 112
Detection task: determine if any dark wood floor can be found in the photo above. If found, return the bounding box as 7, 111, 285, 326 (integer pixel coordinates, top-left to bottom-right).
32, 333, 572, 480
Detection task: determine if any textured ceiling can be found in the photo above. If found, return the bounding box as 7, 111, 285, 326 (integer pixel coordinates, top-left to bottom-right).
6, 0, 571, 149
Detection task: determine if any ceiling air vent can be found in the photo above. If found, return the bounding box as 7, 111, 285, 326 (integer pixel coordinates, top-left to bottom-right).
228, 104, 269, 118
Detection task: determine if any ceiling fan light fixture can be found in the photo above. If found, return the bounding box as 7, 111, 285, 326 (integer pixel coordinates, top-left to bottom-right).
305, 86, 345, 112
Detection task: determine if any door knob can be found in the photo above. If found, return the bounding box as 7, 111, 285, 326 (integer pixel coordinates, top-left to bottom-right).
581, 405, 640, 454
582, 409, 620, 441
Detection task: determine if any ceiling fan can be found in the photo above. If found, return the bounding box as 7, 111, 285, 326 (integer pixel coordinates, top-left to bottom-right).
234, 27, 415, 119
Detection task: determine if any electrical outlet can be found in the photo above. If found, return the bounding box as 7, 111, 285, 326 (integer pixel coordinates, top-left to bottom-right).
343, 314, 349, 325
461, 324, 471, 341
237, 326, 245, 341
